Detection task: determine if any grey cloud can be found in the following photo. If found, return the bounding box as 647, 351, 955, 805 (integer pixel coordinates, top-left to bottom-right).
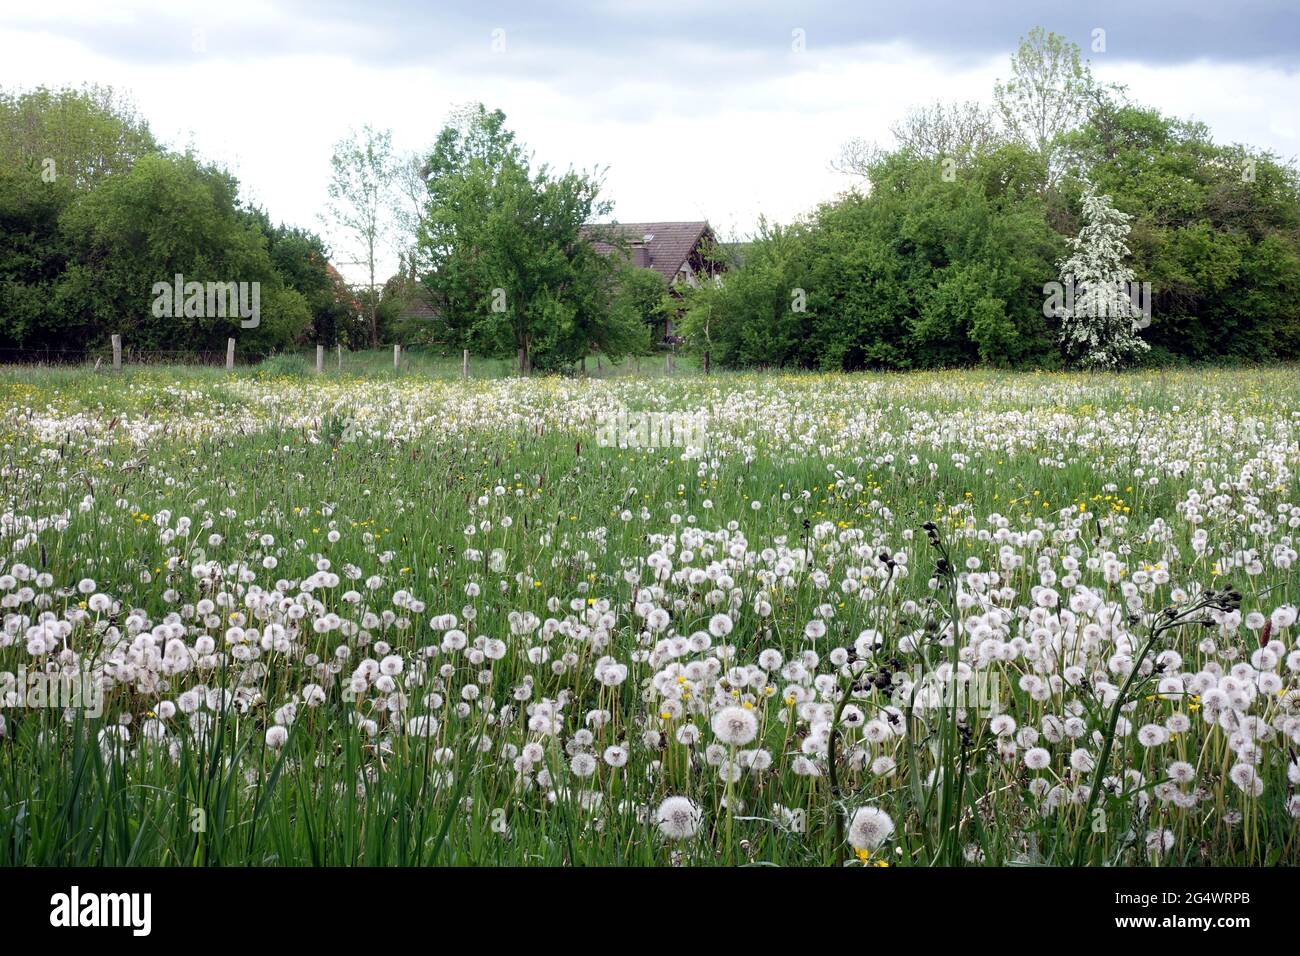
16, 0, 1299, 72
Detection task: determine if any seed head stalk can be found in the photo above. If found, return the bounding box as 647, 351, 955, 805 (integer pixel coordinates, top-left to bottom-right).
1073, 587, 1240, 866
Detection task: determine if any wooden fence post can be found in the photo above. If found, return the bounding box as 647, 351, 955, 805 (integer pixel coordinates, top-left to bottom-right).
226, 338, 235, 371
316, 344, 324, 374
393, 344, 401, 370
111, 334, 122, 371
337, 344, 342, 371
462, 349, 469, 378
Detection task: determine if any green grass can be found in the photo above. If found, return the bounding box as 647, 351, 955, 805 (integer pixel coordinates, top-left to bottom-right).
0, 363, 1295, 866
277, 346, 698, 379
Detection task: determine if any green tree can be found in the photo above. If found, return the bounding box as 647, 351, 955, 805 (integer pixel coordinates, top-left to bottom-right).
57, 153, 309, 353
0, 170, 74, 349
1061, 103, 1300, 361
699, 142, 1064, 372
994, 28, 1094, 164
814, 146, 1060, 370
676, 221, 812, 368
324, 125, 395, 347
609, 265, 666, 343
250, 211, 361, 347
417, 105, 617, 373
0, 84, 157, 190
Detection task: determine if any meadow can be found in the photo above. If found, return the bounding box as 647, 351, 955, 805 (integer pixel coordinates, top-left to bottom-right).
0, 361, 1296, 866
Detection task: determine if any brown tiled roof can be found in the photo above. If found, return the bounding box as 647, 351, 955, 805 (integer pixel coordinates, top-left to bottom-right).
398, 288, 441, 322
382, 274, 442, 321
581, 221, 715, 283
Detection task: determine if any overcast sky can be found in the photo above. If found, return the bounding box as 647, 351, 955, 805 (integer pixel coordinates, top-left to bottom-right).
2, 1, 1297, 283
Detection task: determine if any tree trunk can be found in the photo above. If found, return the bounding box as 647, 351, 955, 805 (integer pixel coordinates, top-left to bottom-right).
368, 237, 379, 348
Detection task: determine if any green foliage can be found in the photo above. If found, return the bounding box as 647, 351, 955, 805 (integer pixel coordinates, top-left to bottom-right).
0, 85, 325, 356
0, 171, 73, 348
248, 209, 361, 347
382, 275, 438, 348
55, 153, 310, 352
606, 266, 664, 355
0, 84, 157, 191
676, 221, 812, 368
4, 64, 1300, 370
696, 30, 1300, 372
588, 278, 653, 364
1060, 101, 1300, 361
358, 286, 405, 350
687, 149, 1062, 371
418, 105, 617, 373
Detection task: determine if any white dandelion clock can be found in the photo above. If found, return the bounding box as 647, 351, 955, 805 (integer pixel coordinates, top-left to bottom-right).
711, 705, 758, 746
846, 805, 894, 851
1024, 747, 1051, 771
656, 796, 702, 840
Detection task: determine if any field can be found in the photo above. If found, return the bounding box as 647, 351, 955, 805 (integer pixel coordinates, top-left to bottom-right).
0, 362, 1296, 867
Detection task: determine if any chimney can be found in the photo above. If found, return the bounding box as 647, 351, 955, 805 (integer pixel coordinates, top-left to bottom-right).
631, 234, 652, 268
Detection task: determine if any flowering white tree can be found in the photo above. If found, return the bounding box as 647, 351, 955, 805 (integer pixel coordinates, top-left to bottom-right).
1057, 182, 1149, 369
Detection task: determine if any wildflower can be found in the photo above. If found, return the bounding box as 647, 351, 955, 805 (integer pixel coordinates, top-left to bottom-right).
656, 796, 702, 840
1228, 763, 1263, 796
846, 806, 894, 851
1137, 724, 1168, 748
708, 613, 734, 638
1024, 747, 1051, 771
570, 752, 597, 778
711, 705, 758, 746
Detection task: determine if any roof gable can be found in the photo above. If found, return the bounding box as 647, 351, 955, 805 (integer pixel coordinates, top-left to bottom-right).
581, 221, 716, 283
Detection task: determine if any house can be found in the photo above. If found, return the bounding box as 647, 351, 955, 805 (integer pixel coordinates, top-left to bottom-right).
582, 220, 724, 287
379, 272, 441, 333
582, 221, 725, 338
382, 221, 726, 342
